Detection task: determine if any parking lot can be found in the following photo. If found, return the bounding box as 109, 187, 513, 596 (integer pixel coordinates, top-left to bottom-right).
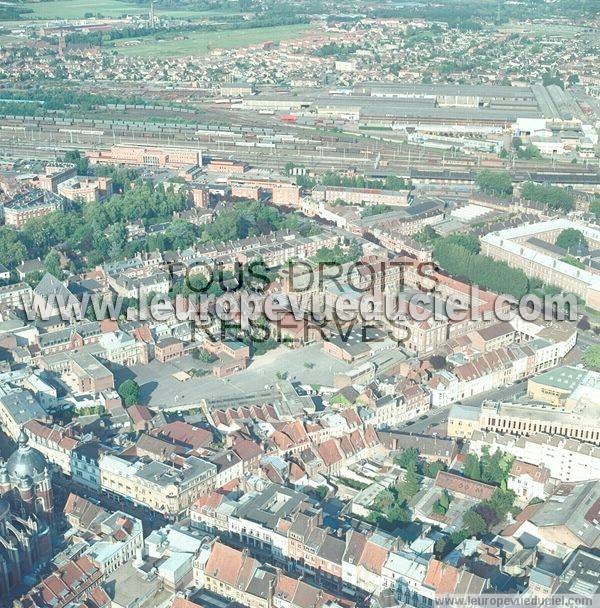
115, 343, 355, 411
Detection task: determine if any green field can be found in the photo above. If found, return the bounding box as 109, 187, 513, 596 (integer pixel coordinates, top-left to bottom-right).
19, 0, 231, 20
113, 23, 309, 57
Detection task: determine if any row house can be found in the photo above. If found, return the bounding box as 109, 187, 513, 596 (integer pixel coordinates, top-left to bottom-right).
197, 541, 352, 608
215, 484, 314, 562
191, 483, 393, 596
210, 450, 245, 489
17, 422, 104, 491
293, 446, 325, 479
428, 336, 575, 408
381, 550, 429, 604
304, 410, 363, 445
232, 437, 265, 475
359, 381, 428, 428
313, 185, 410, 207
342, 529, 398, 595
23, 419, 80, 476
360, 395, 404, 428
150, 420, 214, 451
290, 521, 346, 590
101, 251, 164, 279
377, 431, 459, 466
20, 556, 103, 608
268, 420, 311, 456
227, 177, 301, 207
237, 233, 340, 268
207, 402, 280, 433
382, 556, 488, 606
316, 426, 380, 476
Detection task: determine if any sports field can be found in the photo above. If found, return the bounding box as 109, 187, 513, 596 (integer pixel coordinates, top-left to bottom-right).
113, 23, 309, 58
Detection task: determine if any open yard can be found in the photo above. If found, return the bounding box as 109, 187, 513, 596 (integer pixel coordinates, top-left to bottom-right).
112, 23, 309, 57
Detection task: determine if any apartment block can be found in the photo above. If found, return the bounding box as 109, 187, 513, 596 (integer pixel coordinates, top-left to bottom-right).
3, 188, 65, 228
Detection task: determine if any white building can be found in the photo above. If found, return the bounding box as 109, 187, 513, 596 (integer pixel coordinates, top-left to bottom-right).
469, 430, 600, 483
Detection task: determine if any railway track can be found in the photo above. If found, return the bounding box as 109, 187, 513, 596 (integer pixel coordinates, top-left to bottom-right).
1, 114, 598, 183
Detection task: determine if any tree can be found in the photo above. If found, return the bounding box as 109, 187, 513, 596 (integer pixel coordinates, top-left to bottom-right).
439, 489, 451, 510
118, 379, 141, 407
315, 486, 328, 500
424, 460, 447, 479
166, 219, 197, 250
463, 453, 481, 481
432, 489, 452, 515
521, 182, 574, 212
475, 170, 513, 197
433, 238, 529, 299
516, 144, 542, 160
398, 460, 420, 501
582, 346, 600, 372
463, 509, 487, 537
434, 536, 450, 556
384, 175, 408, 190
474, 503, 501, 528
362, 204, 392, 217
394, 448, 420, 469
443, 233, 480, 254
414, 225, 439, 244
312, 241, 362, 264
63, 149, 89, 175
0, 227, 27, 268
487, 488, 517, 520
577, 316, 591, 331
193, 348, 217, 363
43, 250, 62, 279
556, 228, 588, 254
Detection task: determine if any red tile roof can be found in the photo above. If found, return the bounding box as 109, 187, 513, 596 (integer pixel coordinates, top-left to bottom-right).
510, 460, 550, 484
317, 438, 342, 467
423, 559, 459, 595
152, 421, 213, 449
435, 471, 496, 501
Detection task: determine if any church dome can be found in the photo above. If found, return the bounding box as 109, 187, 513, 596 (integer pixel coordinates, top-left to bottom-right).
6, 428, 48, 483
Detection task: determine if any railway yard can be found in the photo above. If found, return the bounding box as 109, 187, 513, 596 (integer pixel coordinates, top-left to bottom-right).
2, 107, 599, 187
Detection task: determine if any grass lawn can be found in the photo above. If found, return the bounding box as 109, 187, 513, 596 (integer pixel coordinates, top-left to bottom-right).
19, 0, 236, 21
113, 23, 309, 57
